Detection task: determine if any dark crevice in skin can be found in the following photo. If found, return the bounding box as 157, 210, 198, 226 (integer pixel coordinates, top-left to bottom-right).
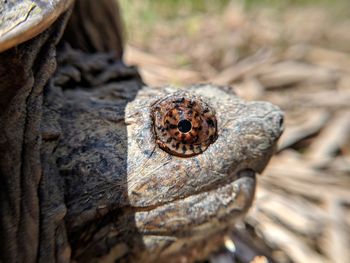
70, 206, 146, 260
21, 28, 54, 262
69, 213, 114, 259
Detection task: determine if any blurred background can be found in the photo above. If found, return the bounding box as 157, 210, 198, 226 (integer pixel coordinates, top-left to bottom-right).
119, 1, 350, 262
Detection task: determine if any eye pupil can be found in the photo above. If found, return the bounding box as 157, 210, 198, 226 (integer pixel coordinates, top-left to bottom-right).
177, 119, 192, 133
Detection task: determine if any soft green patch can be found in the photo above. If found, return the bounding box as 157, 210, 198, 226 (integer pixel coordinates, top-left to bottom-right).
175, 54, 192, 67
244, 0, 350, 17
119, 0, 350, 46
120, 0, 350, 22
120, 0, 230, 20
119, 0, 230, 42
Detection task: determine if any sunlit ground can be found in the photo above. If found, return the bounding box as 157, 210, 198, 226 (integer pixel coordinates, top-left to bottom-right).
119, 1, 350, 262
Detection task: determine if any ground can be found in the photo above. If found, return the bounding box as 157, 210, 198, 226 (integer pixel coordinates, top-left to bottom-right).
119, 1, 350, 262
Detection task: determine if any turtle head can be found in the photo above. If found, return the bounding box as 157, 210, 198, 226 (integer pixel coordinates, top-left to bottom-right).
122, 84, 283, 260
52, 83, 283, 261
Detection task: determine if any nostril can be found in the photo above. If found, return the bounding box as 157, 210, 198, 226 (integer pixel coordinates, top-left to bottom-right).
279, 115, 284, 128
277, 114, 285, 136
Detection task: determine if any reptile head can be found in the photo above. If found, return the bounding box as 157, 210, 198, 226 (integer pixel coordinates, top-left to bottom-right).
124, 84, 283, 260
50, 81, 283, 262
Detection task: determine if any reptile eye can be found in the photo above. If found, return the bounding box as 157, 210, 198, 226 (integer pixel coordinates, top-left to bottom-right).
152, 93, 218, 157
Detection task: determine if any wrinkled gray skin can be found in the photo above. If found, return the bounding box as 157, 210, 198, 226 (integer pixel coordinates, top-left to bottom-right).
42, 49, 283, 262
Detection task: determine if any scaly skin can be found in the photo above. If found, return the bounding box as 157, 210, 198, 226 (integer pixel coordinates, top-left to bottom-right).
40, 48, 284, 262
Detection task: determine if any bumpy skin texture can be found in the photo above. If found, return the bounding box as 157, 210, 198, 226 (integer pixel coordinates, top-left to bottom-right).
41, 49, 284, 262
